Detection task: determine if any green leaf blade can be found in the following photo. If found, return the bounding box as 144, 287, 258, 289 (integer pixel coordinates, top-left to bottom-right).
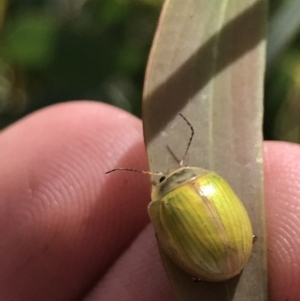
143, 0, 267, 300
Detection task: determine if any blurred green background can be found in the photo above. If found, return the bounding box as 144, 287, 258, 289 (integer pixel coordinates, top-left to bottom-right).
0, 0, 299, 142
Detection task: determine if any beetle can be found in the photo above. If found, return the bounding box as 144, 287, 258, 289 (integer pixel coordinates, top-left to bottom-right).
106, 114, 254, 281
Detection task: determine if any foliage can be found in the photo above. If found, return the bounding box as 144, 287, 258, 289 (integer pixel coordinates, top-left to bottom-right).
0, 0, 162, 127
0, 0, 299, 142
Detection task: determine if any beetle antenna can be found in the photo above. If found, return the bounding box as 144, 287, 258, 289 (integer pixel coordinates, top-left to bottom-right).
105, 168, 164, 176
179, 113, 194, 166
167, 145, 181, 165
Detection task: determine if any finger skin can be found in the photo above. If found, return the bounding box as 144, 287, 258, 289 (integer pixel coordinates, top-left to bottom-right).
265, 141, 300, 301
84, 224, 173, 301
0, 101, 151, 301
85, 141, 300, 301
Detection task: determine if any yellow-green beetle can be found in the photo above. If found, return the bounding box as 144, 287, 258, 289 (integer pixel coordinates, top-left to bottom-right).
107, 114, 253, 282
149, 166, 253, 281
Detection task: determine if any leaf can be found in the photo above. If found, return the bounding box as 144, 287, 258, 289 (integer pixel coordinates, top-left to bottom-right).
142, 0, 267, 300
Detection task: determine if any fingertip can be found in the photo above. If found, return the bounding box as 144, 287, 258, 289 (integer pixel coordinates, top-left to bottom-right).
264, 141, 300, 301
0, 101, 151, 301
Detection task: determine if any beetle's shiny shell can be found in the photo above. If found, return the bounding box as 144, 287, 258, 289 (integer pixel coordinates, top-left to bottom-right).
148, 167, 253, 282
